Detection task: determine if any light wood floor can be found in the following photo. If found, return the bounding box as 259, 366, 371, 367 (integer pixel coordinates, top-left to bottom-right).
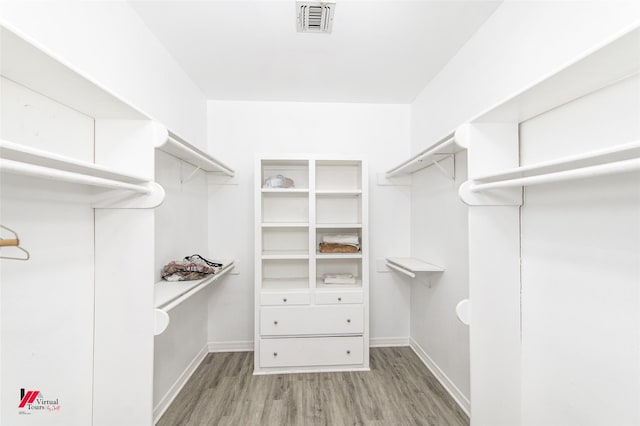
157, 347, 469, 426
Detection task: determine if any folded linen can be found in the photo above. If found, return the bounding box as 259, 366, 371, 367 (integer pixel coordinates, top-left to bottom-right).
322, 234, 359, 245
324, 273, 356, 284
319, 243, 359, 253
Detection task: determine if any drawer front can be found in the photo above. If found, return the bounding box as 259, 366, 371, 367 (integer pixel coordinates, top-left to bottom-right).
314, 290, 363, 305
261, 292, 310, 306
260, 336, 364, 368
260, 305, 363, 336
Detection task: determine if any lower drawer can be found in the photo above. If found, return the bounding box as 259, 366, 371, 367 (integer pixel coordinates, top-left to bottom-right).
259, 336, 364, 368
260, 305, 363, 336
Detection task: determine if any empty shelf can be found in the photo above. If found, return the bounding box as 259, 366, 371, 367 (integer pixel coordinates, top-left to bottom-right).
386, 257, 444, 278
262, 278, 309, 290
262, 250, 309, 260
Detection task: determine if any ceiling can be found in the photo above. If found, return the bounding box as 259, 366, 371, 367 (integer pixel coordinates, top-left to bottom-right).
130, 1, 501, 104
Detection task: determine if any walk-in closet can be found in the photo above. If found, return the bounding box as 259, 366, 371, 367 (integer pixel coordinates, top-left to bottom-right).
1, 2, 638, 425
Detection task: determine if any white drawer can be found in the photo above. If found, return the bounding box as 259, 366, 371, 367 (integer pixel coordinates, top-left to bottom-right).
260, 336, 364, 368
314, 290, 363, 305
260, 305, 363, 336
261, 291, 310, 306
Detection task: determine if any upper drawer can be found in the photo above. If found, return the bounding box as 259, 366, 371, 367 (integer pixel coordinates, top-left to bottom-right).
314, 290, 363, 305
261, 291, 310, 306
260, 305, 363, 336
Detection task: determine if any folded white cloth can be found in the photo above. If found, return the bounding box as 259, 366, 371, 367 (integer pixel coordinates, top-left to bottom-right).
322, 234, 359, 246
323, 273, 356, 284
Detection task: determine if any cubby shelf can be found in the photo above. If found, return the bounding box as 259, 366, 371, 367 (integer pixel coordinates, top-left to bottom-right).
316, 223, 362, 229
317, 252, 362, 259
261, 222, 309, 228
261, 188, 309, 193
261, 278, 310, 291
262, 250, 309, 260
316, 190, 362, 195
316, 279, 363, 289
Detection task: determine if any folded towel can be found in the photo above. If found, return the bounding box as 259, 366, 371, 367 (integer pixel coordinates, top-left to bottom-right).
322, 234, 359, 245
319, 243, 359, 253
324, 273, 356, 284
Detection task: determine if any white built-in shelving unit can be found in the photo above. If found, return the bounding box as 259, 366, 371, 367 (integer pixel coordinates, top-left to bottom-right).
254, 155, 369, 374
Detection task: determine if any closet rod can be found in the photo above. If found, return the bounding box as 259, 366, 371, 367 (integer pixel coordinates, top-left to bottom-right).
470, 158, 640, 192
0, 159, 152, 193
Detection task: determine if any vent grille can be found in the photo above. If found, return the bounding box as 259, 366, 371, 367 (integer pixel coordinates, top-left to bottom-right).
297, 2, 335, 34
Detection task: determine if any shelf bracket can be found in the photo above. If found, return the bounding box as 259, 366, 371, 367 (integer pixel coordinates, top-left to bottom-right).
431, 155, 455, 180
181, 163, 201, 184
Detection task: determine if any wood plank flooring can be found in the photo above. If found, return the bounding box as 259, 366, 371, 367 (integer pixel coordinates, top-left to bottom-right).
157, 347, 469, 426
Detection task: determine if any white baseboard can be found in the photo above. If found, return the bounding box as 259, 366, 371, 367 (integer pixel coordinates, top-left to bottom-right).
409, 337, 470, 416
207, 340, 254, 352
370, 336, 410, 347
153, 344, 208, 424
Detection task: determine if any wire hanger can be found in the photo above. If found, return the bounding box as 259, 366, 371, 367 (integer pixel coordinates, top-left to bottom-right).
0, 224, 30, 261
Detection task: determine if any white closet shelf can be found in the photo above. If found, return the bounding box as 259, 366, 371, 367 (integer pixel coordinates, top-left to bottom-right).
386, 257, 444, 278
316, 278, 363, 289
261, 188, 309, 193
463, 140, 640, 193
0, 139, 154, 193
262, 222, 309, 228
316, 223, 362, 229
155, 260, 235, 311
156, 130, 234, 176
316, 252, 362, 259
386, 126, 469, 177
316, 190, 362, 195
262, 250, 309, 260
262, 278, 309, 290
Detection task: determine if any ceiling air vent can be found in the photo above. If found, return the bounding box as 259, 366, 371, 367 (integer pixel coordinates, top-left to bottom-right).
297, 2, 335, 34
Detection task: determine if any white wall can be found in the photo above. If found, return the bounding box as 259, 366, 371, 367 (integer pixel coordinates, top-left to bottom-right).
409, 152, 470, 411
0, 0, 207, 148
408, 1, 640, 422
411, 1, 640, 151
153, 151, 210, 418
206, 101, 412, 347
519, 75, 639, 426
